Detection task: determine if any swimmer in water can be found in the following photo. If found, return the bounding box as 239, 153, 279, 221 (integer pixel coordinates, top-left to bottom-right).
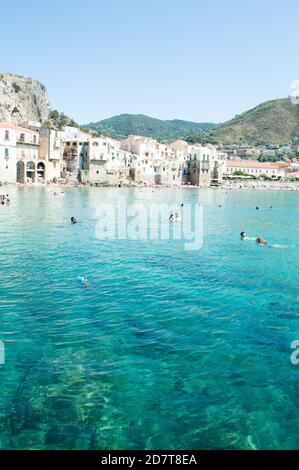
78, 276, 89, 288
169, 214, 174, 221
256, 206, 259, 210
240, 231, 247, 240
71, 217, 77, 224
256, 236, 267, 245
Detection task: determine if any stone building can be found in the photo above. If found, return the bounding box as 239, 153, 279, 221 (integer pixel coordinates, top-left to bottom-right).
187, 146, 226, 187
39, 128, 64, 182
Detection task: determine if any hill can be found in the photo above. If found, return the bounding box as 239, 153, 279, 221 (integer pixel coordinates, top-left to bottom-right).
189, 98, 299, 146
0, 72, 78, 130
0, 73, 50, 125
83, 114, 217, 141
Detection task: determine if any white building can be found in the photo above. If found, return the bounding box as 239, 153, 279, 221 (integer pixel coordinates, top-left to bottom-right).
16, 125, 40, 183
225, 160, 289, 179
0, 123, 17, 184
0, 123, 43, 184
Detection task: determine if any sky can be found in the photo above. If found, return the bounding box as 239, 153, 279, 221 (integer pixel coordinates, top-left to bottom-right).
1, 0, 299, 124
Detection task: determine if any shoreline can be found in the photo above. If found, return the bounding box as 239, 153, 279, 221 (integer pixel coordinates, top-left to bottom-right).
221, 180, 299, 191
1, 180, 299, 191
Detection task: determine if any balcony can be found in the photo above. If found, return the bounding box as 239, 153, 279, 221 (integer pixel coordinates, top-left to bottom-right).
90, 156, 107, 163
17, 138, 39, 146
49, 153, 61, 160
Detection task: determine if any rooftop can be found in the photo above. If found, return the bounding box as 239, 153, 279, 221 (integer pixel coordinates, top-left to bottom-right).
0, 122, 38, 133
226, 160, 289, 169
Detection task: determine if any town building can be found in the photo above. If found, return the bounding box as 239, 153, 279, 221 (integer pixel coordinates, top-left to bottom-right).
186, 145, 226, 186
225, 160, 289, 179
0, 123, 17, 184
39, 128, 64, 182
16, 124, 40, 183
0, 122, 43, 184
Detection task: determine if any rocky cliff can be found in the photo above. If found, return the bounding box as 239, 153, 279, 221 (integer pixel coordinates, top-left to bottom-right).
0, 73, 50, 125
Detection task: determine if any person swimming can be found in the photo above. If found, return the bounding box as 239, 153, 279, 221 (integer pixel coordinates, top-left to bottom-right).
256, 236, 267, 245
71, 217, 77, 224
78, 276, 89, 288
169, 214, 174, 221
240, 232, 258, 241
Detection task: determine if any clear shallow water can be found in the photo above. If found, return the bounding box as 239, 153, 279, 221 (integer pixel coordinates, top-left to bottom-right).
0, 186, 298, 450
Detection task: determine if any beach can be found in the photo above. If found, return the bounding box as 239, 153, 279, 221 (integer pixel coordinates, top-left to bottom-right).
222, 180, 299, 191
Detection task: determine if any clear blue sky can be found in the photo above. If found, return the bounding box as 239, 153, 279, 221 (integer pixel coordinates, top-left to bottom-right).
2, 0, 298, 124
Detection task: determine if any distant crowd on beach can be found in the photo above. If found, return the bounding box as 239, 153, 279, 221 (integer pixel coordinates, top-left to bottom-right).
0, 194, 10, 205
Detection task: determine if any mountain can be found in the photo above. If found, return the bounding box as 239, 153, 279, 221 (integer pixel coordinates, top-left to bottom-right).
83, 114, 217, 141
0, 73, 78, 131
190, 98, 299, 146
2, 73, 297, 147
0, 73, 50, 125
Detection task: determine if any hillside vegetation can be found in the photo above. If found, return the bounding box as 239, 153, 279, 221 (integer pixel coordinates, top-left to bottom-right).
189, 98, 299, 146
83, 114, 217, 141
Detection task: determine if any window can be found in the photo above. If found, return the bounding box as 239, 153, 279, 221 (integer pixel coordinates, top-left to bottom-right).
33, 135, 37, 144
5, 130, 9, 140
5, 148, 9, 158
20, 133, 25, 142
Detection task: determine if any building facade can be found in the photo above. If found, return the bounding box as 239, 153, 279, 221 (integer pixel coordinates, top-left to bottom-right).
0, 123, 17, 184
225, 161, 288, 179
16, 125, 40, 183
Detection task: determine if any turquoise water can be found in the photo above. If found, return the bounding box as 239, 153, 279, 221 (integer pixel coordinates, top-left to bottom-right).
0, 186, 299, 450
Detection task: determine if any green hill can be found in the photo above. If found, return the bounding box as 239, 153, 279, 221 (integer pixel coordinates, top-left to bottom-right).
194, 98, 299, 146
82, 114, 217, 141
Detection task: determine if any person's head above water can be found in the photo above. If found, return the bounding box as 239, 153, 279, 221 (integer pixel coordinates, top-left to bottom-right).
71, 217, 77, 224
240, 231, 246, 240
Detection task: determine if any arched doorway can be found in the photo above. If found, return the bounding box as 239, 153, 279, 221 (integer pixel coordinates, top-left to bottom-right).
37, 162, 45, 181
17, 161, 25, 183
26, 161, 35, 182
